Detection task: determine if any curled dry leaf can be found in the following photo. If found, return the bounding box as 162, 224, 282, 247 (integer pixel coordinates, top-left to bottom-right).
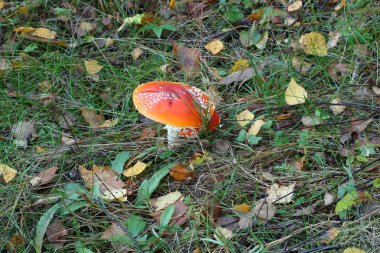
233, 203, 251, 213
0, 164, 17, 183
236, 109, 254, 127
292, 56, 312, 75
288, 1, 303, 12
150, 191, 183, 211
328, 63, 352, 80
131, 47, 143, 60
169, 164, 195, 182
253, 198, 276, 220
266, 183, 296, 204
320, 227, 341, 243
299, 32, 328, 56
46, 220, 68, 249
139, 127, 157, 140
248, 119, 265, 136
330, 98, 346, 115
77, 21, 95, 36
80, 108, 104, 128
123, 161, 147, 177
61, 134, 76, 146
173, 42, 201, 78
11, 120, 37, 147
84, 60, 103, 75
214, 226, 233, 241
285, 78, 307, 105
98, 118, 118, 128
327, 31, 341, 49
30, 166, 58, 187
373, 86, 380, 95
218, 68, 254, 85
350, 118, 372, 133
205, 39, 224, 55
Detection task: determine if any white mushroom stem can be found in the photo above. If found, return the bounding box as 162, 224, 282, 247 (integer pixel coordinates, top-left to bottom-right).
164, 125, 182, 149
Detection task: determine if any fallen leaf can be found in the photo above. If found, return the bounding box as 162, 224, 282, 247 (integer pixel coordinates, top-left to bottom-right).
77, 21, 95, 36
342, 248, 366, 253
150, 191, 183, 211
334, 0, 346, 11
287, 1, 303, 12
213, 139, 231, 154
30, 166, 58, 187
0, 164, 17, 183
293, 204, 316, 216
247, 10, 263, 21
36, 147, 48, 153
189, 151, 213, 168
247, 119, 265, 136
275, 112, 293, 120
123, 161, 147, 177
328, 63, 352, 80
324, 192, 335, 206
230, 59, 249, 73
253, 198, 276, 220
214, 226, 233, 241
80, 108, 104, 128
169, 0, 176, 9
11, 120, 36, 148
233, 203, 251, 213
299, 32, 328, 56
0, 1, 5, 10
38, 80, 52, 91
169, 164, 195, 182
321, 227, 341, 243
218, 68, 255, 85
84, 60, 103, 75
373, 86, 380, 95
203, 199, 222, 221
131, 48, 143, 60
301, 115, 321, 126
6, 232, 24, 252
206, 85, 223, 106
350, 118, 372, 133
102, 222, 124, 240
236, 109, 254, 127
0, 58, 12, 71
79, 165, 129, 201
216, 216, 240, 231
330, 98, 346, 115
151, 201, 188, 226
139, 127, 157, 140
292, 56, 312, 75
205, 39, 224, 55
46, 220, 68, 247
98, 118, 118, 128
327, 31, 341, 49
255, 31, 269, 49
293, 155, 306, 170
32, 28, 56, 40
13, 27, 36, 34
193, 246, 201, 253
61, 134, 76, 146
173, 42, 201, 78
266, 183, 296, 204
285, 78, 307, 105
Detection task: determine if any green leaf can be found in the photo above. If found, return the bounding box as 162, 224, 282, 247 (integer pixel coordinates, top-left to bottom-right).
59, 201, 89, 216
160, 23, 177, 31
239, 29, 261, 47
373, 178, 380, 189
337, 181, 355, 199
355, 154, 368, 162
34, 203, 62, 253
127, 215, 146, 237
75, 241, 94, 253
160, 204, 175, 233
135, 163, 175, 206
247, 135, 262, 145
225, 5, 244, 23
237, 130, 246, 142
112, 151, 131, 175
159, 150, 174, 159
261, 120, 273, 129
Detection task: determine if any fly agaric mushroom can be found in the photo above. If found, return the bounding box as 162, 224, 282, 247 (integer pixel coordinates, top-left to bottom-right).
133, 81, 219, 148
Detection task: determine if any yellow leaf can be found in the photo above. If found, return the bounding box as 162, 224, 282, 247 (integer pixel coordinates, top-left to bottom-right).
150, 191, 183, 211
17, 5, 28, 15
321, 227, 341, 243
248, 119, 265, 136
0, 164, 17, 183
266, 183, 296, 204
32, 28, 56, 40
169, 0, 176, 9
98, 118, 119, 128
342, 248, 366, 253
214, 227, 233, 241
79, 21, 95, 33
285, 78, 307, 105
36, 147, 48, 153
299, 32, 328, 56
13, 27, 36, 34
0, 1, 5, 10
84, 60, 103, 75
236, 109, 254, 127
330, 98, 346, 115
205, 39, 224, 55
123, 161, 147, 177
230, 59, 249, 73
131, 48, 143, 60
233, 203, 251, 213
334, 0, 346, 11
287, 1, 303, 12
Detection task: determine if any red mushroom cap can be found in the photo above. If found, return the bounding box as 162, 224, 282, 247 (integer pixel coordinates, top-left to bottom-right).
133, 81, 216, 128
179, 110, 220, 137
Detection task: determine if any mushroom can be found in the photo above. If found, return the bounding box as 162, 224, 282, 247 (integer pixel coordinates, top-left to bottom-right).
133, 81, 219, 148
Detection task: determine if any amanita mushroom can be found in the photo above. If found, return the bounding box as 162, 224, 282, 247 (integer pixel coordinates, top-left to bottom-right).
133, 81, 219, 148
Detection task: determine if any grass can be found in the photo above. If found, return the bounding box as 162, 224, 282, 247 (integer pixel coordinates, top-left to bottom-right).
1, 0, 379, 252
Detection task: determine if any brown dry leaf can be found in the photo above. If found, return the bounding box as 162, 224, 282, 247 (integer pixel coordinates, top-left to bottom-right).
61, 134, 76, 146
169, 0, 176, 9
213, 139, 231, 154
236, 109, 254, 127
293, 204, 316, 216
206, 85, 223, 106
218, 68, 254, 85
169, 164, 195, 182
247, 119, 265, 136
321, 227, 341, 243
151, 201, 188, 226
11, 120, 36, 148
0, 164, 17, 183
299, 32, 328, 56
203, 199, 222, 221
102, 222, 124, 240
233, 203, 251, 213
46, 220, 68, 249
84, 60, 103, 75
324, 192, 335, 206
173, 42, 201, 78
193, 246, 201, 253
350, 118, 372, 133
210, 67, 223, 81
328, 63, 352, 80
253, 198, 276, 220
330, 98, 346, 115
139, 127, 157, 140
294, 156, 306, 170
6, 232, 24, 252
80, 108, 104, 128
123, 161, 147, 177
247, 10, 263, 21
275, 112, 292, 120
214, 226, 233, 241
301, 115, 321, 126
29, 166, 58, 187
334, 0, 346, 11
150, 191, 183, 211
0, 58, 12, 71
131, 47, 143, 60
342, 248, 366, 253
266, 183, 296, 204
77, 21, 95, 36
327, 31, 341, 49
285, 78, 308, 105
32, 28, 56, 40
205, 39, 224, 55
287, 1, 303, 12
98, 118, 118, 128
292, 56, 312, 75
79, 165, 128, 201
